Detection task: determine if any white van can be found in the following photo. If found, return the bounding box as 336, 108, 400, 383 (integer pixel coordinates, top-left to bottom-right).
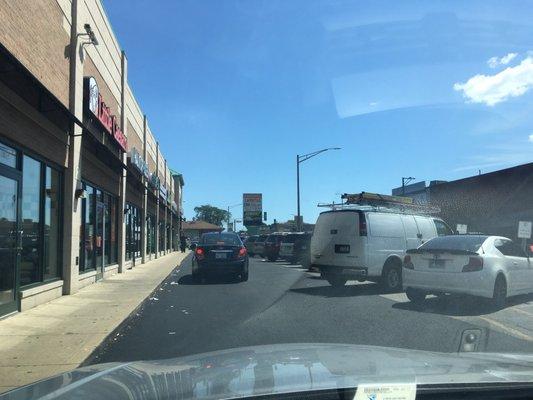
310, 208, 453, 290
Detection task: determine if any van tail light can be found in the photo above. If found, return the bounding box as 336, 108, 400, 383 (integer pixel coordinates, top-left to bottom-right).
403, 255, 414, 269
238, 247, 247, 258
462, 256, 483, 272
195, 247, 205, 260
359, 214, 367, 236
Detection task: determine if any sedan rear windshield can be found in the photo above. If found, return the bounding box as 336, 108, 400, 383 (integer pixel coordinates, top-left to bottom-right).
418, 235, 488, 253
281, 234, 302, 243
201, 234, 242, 245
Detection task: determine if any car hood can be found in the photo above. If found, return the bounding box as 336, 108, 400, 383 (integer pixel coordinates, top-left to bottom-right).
5, 343, 533, 400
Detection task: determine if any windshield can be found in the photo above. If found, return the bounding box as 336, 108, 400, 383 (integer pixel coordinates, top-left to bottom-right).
418, 235, 488, 253
5, 0, 533, 397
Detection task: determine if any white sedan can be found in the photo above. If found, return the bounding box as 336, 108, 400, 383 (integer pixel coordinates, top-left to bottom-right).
402, 235, 532, 308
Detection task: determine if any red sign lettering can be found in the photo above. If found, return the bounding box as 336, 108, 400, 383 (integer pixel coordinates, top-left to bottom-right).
90, 90, 128, 152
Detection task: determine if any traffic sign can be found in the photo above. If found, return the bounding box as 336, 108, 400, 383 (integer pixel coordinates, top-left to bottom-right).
518, 221, 532, 239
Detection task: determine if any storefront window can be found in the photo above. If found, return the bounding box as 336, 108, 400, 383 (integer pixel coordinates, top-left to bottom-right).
20, 156, 62, 285
159, 221, 165, 252
0, 143, 17, 168
79, 183, 118, 271
125, 203, 141, 261
80, 184, 95, 272
43, 167, 60, 280
20, 156, 41, 286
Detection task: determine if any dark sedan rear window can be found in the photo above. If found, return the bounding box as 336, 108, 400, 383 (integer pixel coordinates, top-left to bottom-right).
201, 233, 242, 245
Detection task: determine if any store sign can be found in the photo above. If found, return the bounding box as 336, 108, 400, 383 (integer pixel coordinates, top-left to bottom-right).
128, 147, 150, 179
159, 185, 168, 202
243, 193, 262, 226
85, 77, 128, 151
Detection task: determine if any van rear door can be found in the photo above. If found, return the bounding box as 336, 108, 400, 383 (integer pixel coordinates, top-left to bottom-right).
414, 216, 438, 244
366, 212, 405, 274
311, 210, 363, 268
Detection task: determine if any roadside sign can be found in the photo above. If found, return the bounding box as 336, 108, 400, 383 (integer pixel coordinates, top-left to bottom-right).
518, 221, 532, 239
243, 193, 262, 226
456, 224, 467, 234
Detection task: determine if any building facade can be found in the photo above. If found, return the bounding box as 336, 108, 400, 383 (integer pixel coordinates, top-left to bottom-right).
0, 0, 184, 317
428, 163, 533, 242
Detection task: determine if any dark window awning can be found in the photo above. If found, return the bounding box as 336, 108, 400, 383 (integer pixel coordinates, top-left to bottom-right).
0, 42, 83, 134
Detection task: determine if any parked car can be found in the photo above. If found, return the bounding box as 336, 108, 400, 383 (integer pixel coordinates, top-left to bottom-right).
310, 209, 453, 289
191, 232, 249, 282
279, 232, 312, 266
264, 233, 289, 262
244, 235, 258, 256
250, 234, 268, 258
403, 235, 532, 309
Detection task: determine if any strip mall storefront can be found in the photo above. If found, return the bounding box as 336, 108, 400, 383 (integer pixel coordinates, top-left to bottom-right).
0, 1, 185, 318
0, 44, 73, 316
77, 77, 126, 286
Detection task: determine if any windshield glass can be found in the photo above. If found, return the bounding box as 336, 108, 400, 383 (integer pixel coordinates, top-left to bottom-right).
201, 233, 242, 245
419, 235, 488, 252
6, 0, 533, 396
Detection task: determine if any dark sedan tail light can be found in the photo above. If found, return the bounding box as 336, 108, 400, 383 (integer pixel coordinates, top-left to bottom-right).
238, 247, 247, 257
195, 247, 205, 260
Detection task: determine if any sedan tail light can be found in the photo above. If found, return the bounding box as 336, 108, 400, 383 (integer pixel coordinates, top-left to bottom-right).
235, 247, 247, 259
195, 247, 205, 260
462, 256, 483, 272
403, 255, 414, 269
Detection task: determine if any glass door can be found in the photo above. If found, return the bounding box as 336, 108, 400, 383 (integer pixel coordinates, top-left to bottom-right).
95, 200, 105, 280
0, 173, 20, 316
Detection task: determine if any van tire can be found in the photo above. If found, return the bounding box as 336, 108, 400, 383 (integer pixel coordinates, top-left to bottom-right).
381, 260, 402, 292
326, 275, 347, 287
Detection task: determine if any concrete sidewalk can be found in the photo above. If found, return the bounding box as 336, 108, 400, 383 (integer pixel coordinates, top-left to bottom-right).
0, 251, 190, 393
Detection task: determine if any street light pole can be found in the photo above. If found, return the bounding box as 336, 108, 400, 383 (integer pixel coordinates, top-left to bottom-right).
296, 154, 300, 228
402, 176, 415, 196
296, 147, 341, 231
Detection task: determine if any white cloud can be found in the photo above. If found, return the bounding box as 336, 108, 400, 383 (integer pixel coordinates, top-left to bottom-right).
529, 134, 533, 142
454, 56, 533, 106
369, 101, 378, 106
487, 53, 518, 68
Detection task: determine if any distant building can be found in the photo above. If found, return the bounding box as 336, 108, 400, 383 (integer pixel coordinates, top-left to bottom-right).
391, 180, 447, 204
182, 221, 223, 240
428, 163, 533, 242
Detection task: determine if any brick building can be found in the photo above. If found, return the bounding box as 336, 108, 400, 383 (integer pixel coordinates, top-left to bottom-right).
429, 163, 533, 242
0, 0, 184, 317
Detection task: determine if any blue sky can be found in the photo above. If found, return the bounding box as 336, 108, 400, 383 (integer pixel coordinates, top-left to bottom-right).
103, 0, 533, 227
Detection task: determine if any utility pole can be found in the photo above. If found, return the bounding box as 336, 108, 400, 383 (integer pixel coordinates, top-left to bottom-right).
402, 176, 415, 196
296, 147, 341, 231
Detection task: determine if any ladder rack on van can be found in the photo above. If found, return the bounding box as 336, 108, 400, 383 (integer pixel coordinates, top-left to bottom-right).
317, 192, 441, 215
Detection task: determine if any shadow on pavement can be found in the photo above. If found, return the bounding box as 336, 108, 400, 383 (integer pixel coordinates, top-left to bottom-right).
291, 282, 392, 298
392, 293, 533, 316
178, 274, 240, 285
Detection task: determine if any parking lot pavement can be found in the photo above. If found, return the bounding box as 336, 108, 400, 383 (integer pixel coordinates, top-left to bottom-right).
380, 290, 533, 344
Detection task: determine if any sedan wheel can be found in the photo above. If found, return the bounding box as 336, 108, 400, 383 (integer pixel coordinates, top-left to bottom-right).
492, 276, 507, 309
406, 287, 426, 305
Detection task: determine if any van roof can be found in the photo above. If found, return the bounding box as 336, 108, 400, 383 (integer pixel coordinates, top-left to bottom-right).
318, 207, 439, 217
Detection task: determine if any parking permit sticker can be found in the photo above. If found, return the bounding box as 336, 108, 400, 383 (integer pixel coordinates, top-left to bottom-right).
354, 383, 416, 400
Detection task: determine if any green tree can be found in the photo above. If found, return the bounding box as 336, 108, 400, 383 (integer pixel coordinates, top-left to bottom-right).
194, 205, 231, 227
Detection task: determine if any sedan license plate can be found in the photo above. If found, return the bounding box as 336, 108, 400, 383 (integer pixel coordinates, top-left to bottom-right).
428, 259, 445, 268
215, 253, 227, 259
